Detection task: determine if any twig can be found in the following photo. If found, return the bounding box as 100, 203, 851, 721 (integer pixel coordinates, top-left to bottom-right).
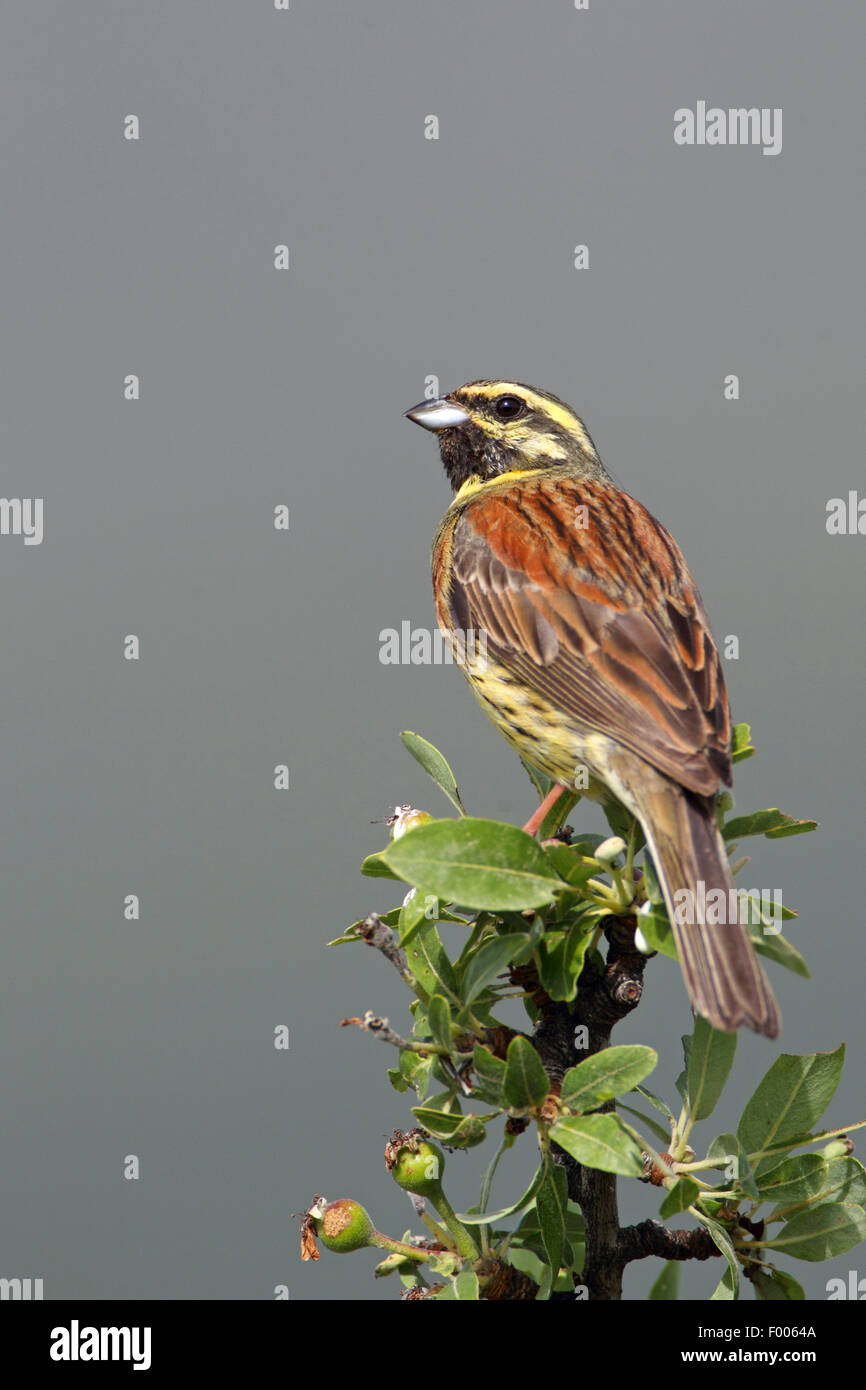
357, 913, 414, 985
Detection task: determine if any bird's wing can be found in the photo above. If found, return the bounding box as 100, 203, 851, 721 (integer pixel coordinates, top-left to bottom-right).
441, 476, 731, 796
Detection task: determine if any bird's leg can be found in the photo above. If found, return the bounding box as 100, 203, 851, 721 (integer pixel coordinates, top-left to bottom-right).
522, 783, 568, 838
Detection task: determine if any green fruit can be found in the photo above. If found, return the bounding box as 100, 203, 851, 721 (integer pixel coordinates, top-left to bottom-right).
389, 1139, 445, 1197
318, 1199, 375, 1253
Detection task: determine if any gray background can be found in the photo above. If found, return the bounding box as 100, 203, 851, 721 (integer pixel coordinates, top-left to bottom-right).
0, 0, 862, 1301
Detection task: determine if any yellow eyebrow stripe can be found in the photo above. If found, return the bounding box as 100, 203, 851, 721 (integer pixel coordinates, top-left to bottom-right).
459, 381, 599, 459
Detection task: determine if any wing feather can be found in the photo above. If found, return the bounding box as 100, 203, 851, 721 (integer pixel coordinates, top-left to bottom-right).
441, 477, 731, 796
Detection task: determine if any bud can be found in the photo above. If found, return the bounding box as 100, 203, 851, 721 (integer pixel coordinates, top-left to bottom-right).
390, 806, 434, 841
822, 1136, 855, 1160
318, 1198, 376, 1253
595, 836, 626, 866
634, 925, 651, 955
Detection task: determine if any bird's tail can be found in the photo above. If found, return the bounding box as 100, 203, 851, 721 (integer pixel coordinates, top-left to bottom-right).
636, 782, 780, 1038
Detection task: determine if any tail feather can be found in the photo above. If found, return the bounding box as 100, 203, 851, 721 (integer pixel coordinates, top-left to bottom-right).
638, 786, 781, 1039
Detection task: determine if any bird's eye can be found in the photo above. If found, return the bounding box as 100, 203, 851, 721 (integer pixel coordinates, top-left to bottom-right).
493, 394, 526, 421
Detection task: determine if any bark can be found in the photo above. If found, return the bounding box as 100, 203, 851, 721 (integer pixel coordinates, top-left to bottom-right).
533, 917, 719, 1299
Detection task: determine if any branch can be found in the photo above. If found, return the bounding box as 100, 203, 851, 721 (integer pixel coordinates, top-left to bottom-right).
616, 1219, 720, 1264
357, 913, 414, 984
535, 915, 650, 1299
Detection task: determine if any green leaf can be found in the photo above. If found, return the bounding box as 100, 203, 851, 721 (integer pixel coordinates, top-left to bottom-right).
360, 851, 401, 880
603, 800, 635, 841
461, 934, 529, 1005
536, 926, 593, 1002
435, 1269, 480, 1300
410, 1106, 465, 1139
676, 1031, 692, 1103
660, 1176, 700, 1217
427, 994, 453, 1053
731, 723, 755, 764
404, 921, 458, 1001
711, 1266, 738, 1301
516, 1200, 585, 1241
381, 817, 564, 911
749, 923, 811, 980
503, 1036, 550, 1110
634, 1085, 676, 1123
536, 1164, 568, 1285
723, 808, 818, 841
636, 1084, 678, 1128
472, 1045, 507, 1106
686, 1015, 737, 1122
443, 1114, 488, 1149
561, 1045, 658, 1114
750, 1268, 806, 1301
649, 1261, 680, 1300
762, 1203, 866, 1262
550, 1114, 647, 1176
399, 1045, 432, 1100
706, 1133, 759, 1200
635, 907, 678, 960
543, 843, 599, 891
698, 1215, 739, 1294
820, 1156, 866, 1209
738, 1045, 846, 1175
736, 891, 797, 926
538, 789, 579, 841
568, 834, 610, 857
520, 757, 553, 800
399, 730, 467, 815
761, 1155, 866, 1218
617, 1103, 672, 1147
398, 887, 440, 948
756, 1152, 827, 1207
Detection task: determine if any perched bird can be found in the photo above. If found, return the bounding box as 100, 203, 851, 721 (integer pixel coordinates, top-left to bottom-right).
406, 380, 780, 1038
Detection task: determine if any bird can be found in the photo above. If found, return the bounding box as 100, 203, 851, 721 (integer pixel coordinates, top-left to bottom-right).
405, 379, 780, 1038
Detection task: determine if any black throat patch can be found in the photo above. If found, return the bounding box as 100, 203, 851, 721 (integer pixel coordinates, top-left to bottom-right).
438, 422, 512, 492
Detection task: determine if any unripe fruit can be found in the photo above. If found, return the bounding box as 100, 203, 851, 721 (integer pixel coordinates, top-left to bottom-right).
318, 1199, 375, 1253
388, 1138, 445, 1197
384, 1129, 480, 1262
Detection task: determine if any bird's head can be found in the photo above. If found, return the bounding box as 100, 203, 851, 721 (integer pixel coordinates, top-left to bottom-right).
405, 379, 607, 493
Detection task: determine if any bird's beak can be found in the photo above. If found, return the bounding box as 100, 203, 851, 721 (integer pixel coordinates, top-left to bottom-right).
404, 397, 471, 431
